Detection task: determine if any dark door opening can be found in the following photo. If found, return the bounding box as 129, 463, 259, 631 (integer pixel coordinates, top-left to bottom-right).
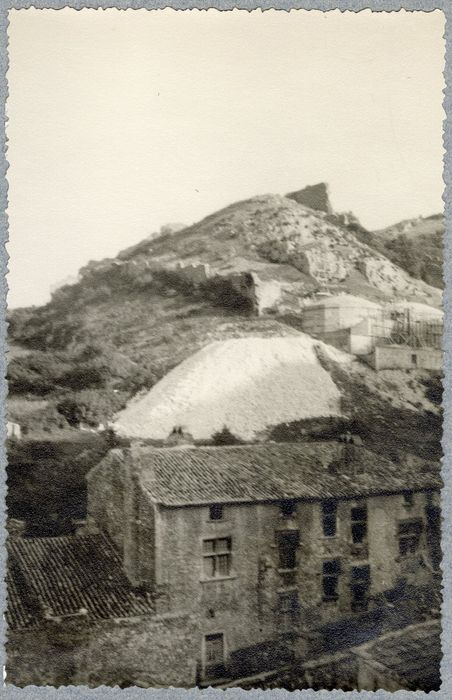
204, 633, 226, 679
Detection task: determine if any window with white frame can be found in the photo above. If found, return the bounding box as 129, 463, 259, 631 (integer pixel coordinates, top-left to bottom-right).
202, 537, 232, 578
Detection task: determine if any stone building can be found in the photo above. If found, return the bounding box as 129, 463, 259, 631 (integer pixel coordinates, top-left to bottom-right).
302, 295, 383, 339
370, 344, 443, 371
301, 296, 443, 366
7, 421, 22, 440
7, 441, 441, 688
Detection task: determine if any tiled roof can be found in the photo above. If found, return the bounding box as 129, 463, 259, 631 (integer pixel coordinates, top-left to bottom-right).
6, 565, 39, 631
7, 533, 154, 630
355, 620, 442, 691
130, 442, 441, 507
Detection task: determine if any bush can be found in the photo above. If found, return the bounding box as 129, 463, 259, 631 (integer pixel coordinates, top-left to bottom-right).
7, 352, 72, 396
59, 363, 109, 391
56, 388, 128, 427
211, 426, 243, 445
421, 374, 443, 406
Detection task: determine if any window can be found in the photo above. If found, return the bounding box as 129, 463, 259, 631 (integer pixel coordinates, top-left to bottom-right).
280, 500, 297, 518
322, 559, 341, 602
403, 492, 414, 508
411, 354, 418, 365
322, 500, 337, 537
204, 633, 225, 678
398, 520, 423, 556
350, 565, 370, 611
425, 492, 434, 507
351, 505, 367, 544
277, 531, 299, 570
278, 591, 299, 632
209, 504, 224, 521
203, 538, 232, 578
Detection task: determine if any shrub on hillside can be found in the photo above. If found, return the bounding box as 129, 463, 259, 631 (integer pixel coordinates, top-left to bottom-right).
7, 352, 72, 396
58, 363, 109, 391
56, 388, 128, 427
211, 426, 243, 445
421, 374, 443, 406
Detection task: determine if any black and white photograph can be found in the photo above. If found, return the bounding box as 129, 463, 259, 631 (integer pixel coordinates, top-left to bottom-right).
4, 7, 446, 691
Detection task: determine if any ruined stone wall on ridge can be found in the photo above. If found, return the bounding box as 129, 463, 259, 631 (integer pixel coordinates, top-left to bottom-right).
286, 183, 333, 215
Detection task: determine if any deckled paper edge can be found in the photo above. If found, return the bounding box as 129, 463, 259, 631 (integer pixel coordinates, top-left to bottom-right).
0, 2, 450, 699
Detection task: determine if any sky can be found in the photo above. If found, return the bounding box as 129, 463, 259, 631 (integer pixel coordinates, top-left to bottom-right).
6, 9, 445, 308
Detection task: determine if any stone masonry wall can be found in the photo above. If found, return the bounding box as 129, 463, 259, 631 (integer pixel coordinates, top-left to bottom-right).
7, 612, 199, 688
372, 345, 443, 371
145, 489, 435, 678
84, 612, 199, 687
86, 450, 127, 553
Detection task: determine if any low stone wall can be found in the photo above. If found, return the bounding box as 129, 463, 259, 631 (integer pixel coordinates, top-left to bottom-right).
7, 611, 199, 688
372, 345, 442, 371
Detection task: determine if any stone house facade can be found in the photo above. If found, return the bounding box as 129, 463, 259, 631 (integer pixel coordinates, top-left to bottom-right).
7, 441, 441, 688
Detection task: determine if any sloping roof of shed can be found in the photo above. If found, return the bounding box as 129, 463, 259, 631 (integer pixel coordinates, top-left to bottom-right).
129, 442, 441, 507
305, 294, 382, 310
7, 533, 154, 630
354, 620, 442, 691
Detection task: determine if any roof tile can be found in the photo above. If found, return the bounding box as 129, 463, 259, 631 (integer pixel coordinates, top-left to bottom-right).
130, 442, 441, 507
7, 533, 154, 630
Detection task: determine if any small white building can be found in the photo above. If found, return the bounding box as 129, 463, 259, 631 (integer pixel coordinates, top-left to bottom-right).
301, 295, 384, 354
302, 295, 383, 337
386, 301, 443, 321
7, 422, 22, 440
371, 345, 442, 371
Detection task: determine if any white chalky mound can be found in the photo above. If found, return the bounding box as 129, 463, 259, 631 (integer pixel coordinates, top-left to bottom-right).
113, 335, 348, 441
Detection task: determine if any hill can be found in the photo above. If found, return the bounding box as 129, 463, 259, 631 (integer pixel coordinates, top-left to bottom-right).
7, 184, 442, 434
355, 214, 443, 289
6, 184, 443, 535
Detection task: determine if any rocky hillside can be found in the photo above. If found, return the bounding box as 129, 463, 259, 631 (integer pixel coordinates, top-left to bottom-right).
111, 184, 440, 308
7, 183, 442, 437
7, 184, 443, 535
356, 214, 443, 289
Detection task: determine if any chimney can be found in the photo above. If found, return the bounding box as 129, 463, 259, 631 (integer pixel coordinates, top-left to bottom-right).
123, 447, 144, 587
165, 425, 195, 448
328, 442, 362, 475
